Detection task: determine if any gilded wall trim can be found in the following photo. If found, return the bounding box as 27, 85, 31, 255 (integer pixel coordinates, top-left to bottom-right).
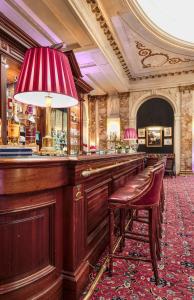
118, 92, 130, 100
179, 85, 194, 93
88, 94, 108, 101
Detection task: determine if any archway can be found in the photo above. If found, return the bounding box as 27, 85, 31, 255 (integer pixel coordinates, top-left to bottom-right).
137, 98, 174, 153
129, 92, 181, 174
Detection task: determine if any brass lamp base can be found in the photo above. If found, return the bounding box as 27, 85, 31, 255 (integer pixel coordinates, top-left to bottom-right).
42, 135, 54, 148
40, 135, 56, 155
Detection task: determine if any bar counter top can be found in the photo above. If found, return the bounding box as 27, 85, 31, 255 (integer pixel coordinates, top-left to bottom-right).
0, 152, 145, 300
0, 152, 144, 164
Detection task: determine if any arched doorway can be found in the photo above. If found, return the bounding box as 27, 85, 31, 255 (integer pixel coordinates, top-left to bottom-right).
137, 98, 174, 153
129, 92, 181, 174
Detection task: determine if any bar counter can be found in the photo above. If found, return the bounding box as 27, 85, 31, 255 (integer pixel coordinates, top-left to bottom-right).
0, 153, 144, 300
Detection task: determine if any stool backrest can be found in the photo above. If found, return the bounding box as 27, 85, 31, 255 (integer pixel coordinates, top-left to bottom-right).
136, 164, 164, 206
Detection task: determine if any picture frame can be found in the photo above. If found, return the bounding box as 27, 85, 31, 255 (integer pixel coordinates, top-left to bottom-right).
146, 128, 162, 147
138, 128, 145, 138
164, 127, 172, 137
164, 138, 172, 146
138, 138, 145, 145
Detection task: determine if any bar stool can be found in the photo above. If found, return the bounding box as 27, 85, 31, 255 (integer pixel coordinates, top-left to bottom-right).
131, 159, 166, 238
108, 164, 164, 285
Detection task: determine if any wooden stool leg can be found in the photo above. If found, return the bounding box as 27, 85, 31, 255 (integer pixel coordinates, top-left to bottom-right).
155, 207, 161, 260
119, 208, 125, 251
109, 208, 114, 275
149, 209, 160, 285
158, 206, 162, 239
161, 183, 165, 212
127, 208, 134, 232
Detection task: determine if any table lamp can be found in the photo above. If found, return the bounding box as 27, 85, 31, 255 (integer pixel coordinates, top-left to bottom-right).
123, 128, 138, 152
14, 47, 78, 150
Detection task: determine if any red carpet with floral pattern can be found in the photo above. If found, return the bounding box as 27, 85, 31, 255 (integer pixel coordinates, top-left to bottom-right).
82, 176, 194, 300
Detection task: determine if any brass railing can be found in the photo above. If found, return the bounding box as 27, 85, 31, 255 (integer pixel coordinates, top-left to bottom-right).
81, 158, 141, 177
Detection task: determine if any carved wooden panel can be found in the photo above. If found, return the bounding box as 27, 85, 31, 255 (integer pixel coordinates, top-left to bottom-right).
63, 184, 86, 271
0, 188, 64, 299
85, 180, 109, 246
86, 184, 108, 235
0, 205, 54, 284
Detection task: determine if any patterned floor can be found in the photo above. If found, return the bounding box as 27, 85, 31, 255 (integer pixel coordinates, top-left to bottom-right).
82, 176, 194, 300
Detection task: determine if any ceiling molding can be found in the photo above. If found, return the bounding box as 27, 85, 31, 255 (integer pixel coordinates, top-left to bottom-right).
0, 12, 39, 49
67, 0, 130, 91
86, 0, 131, 79
131, 68, 194, 81
179, 84, 194, 93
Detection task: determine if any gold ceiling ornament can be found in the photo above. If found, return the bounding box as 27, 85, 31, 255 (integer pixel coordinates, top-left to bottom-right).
86, 0, 132, 78
136, 41, 194, 68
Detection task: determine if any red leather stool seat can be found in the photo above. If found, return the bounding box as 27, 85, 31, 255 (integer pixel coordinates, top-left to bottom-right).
108, 164, 165, 285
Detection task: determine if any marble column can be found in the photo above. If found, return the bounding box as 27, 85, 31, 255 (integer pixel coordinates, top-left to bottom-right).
118, 92, 130, 139
129, 118, 136, 129
180, 90, 193, 173
192, 91, 194, 172
174, 114, 181, 174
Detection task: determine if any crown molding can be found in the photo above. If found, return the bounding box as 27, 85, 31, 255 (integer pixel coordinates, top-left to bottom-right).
68, 0, 130, 91
0, 12, 39, 50
179, 84, 194, 93
86, 0, 131, 79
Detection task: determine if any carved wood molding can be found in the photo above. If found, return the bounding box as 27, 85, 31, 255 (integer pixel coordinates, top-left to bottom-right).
0, 12, 39, 62
0, 36, 24, 62
0, 12, 39, 49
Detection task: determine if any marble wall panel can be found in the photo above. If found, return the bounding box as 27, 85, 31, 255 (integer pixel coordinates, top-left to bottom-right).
98, 96, 107, 150
119, 92, 130, 140
180, 92, 192, 172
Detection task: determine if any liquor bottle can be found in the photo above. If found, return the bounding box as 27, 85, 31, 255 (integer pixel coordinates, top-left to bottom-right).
8, 102, 20, 145
25, 105, 36, 145
0, 119, 2, 144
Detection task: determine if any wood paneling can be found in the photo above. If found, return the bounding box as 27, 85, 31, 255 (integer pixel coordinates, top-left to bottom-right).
0, 164, 68, 194
0, 154, 144, 299
0, 206, 53, 283
86, 182, 109, 235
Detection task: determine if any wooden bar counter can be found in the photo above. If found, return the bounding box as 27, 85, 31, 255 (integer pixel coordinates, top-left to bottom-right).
0, 153, 144, 300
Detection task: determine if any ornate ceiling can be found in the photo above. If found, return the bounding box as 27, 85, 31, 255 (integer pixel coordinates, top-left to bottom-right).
1, 0, 194, 94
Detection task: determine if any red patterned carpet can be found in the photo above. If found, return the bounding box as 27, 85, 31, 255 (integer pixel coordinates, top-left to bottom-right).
82, 176, 194, 300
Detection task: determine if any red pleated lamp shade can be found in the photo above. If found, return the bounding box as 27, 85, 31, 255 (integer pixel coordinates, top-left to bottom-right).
123, 128, 137, 140
14, 47, 78, 108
